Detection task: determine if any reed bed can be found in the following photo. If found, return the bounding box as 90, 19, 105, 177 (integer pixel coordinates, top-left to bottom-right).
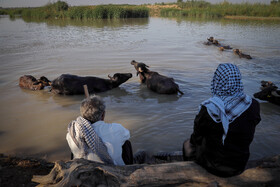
1, 1, 149, 19
160, 0, 280, 18
67, 5, 149, 19
1, 0, 279, 20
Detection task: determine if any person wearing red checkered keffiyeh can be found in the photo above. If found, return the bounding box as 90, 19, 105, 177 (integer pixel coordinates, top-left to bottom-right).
183, 63, 261, 177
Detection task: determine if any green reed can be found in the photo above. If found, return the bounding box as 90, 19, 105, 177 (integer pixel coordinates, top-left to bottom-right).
1, 1, 279, 20
67, 5, 149, 19
160, 8, 222, 18
161, 0, 280, 18
0, 1, 149, 19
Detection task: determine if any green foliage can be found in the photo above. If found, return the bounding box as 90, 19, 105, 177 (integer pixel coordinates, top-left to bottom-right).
0, 8, 23, 17
1, 1, 279, 20
213, 2, 280, 17
164, 0, 280, 18
67, 6, 88, 19
54, 1, 69, 11
271, 0, 280, 4
0, 9, 8, 15
66, 5, 148, 19
1, 3, 149, 20
178, 0, 211, 9
3, 1, 69, 19
160, 7, 222, 18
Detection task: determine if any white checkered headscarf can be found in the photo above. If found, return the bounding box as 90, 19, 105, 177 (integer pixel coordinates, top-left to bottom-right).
75, 116, 114, 164
201, 63, 252, 144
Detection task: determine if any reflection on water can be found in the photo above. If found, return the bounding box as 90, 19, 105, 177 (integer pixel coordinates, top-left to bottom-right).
0, 16, 279, 162
22, 17, 149, 28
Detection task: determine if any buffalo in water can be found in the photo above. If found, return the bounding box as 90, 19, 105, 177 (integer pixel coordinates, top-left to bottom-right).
131, 60, 183, 95
51, 73, 132, 95
233, 49, 252, 59
19, 73, 132, 95
254, 81, 280, 106
204, 36, 232, 50
19, 75, 51, 90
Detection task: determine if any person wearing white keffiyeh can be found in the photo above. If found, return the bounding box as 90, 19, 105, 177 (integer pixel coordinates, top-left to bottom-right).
183, 63, 261, 177
66, 95, 133, 165
203, 63, 252, 144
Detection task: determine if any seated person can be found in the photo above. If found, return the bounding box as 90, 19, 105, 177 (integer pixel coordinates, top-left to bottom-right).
66, 95, 133, 165
183, 63, 261, 177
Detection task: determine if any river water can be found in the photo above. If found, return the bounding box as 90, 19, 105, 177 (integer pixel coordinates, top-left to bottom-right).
0, 16, 279, 161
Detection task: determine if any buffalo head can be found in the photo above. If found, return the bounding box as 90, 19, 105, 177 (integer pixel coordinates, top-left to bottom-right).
108, 73, 132, 88
233, 49, 241, 55
207, 36, 214, 42
131, 60, 150, 76
19, 75, 46, 90
35, 76, 52, 87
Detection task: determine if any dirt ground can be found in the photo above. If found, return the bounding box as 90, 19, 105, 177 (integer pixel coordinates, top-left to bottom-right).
0, 154, 54, 187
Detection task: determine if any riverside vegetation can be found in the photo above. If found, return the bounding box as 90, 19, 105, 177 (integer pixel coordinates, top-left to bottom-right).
0, 0, 280, 20
0, 1, 149, 19
161, 0, 280, 18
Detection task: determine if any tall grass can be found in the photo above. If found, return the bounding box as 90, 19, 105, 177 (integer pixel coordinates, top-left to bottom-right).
212, 1, 280, 17
1, 1, 149, 19
160, 7, 222, 18
161, 0, 280, 18
1, 0, 279, 19
67, 5, 149, 19
0, 8, 24, 18
1, 1, 69, 19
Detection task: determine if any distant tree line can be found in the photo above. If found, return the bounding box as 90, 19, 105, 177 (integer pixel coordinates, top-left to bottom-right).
271, 0, 280, 4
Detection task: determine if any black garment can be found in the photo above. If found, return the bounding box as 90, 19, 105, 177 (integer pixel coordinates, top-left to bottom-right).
122, 140, 134, 165
184, 99, 261, 177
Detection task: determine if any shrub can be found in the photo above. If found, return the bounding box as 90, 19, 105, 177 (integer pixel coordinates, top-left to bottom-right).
55, 1, 69, 11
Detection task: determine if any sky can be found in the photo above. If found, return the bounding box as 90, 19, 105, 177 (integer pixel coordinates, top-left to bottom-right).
0, 0, 273, 8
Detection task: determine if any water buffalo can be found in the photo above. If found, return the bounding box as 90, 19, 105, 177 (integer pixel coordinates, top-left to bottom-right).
51, 73, 132, 95
254, 81, 280, 106
204, 37, 232, 50
131, 60, 184, 95
19, 75, 51, 90
233, 49, 252, 59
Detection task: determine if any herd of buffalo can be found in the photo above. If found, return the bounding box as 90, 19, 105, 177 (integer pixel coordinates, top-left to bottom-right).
204, 36, 252, 59
19, 38, 280, 106
19, 60, 184, 96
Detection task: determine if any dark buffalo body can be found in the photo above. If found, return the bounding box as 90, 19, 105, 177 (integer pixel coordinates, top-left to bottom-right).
233, 49, 252, 59
131, 60, 183, 95
51, 73, 132, 95
254, 81, 280, 106
204, 37, 232, 50
145, 72, 181, 94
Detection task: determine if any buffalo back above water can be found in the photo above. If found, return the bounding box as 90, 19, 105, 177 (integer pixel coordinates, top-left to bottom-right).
254, 86, 280, 106
51, 73, 132, 95
145, 72, 180, 94
131, 60, 183, 95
